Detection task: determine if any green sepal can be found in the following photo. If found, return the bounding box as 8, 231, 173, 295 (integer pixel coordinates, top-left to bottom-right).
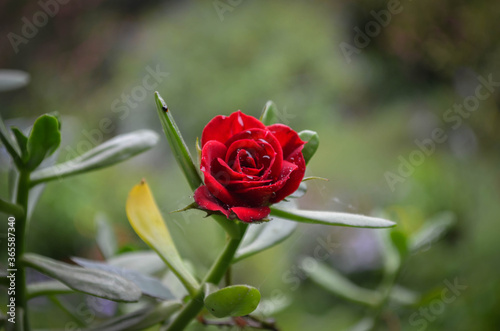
298, 130, 319, 165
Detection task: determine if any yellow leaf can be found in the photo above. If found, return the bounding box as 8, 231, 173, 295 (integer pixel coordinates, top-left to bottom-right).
126, 180, 199, 295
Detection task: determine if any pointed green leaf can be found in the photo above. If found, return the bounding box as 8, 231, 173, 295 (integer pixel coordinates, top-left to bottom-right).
204, 284, 261, 318
90, 301, 182, 331
0, 115, 22, 166
27, 280, 73, 299
298, 130, 319, 165
260, 101, 279, 126
30, 130, 158, 186
25, 114, 61, 170
410, 212, 455, 252
270, 208, 396, 228
126, 180, 199, 296
22, 253, 141, 302
154, 92, 202, 191
11, 127, 28, 161
72, 257, 175, 301
300, 258, 382, 306
95, 214, 117, 260
108, 251, 165, 275
233, 218, 297, 263
0, 70, 30, 92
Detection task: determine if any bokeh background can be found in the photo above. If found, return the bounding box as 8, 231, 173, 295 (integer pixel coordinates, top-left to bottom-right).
1, 0, 499, 330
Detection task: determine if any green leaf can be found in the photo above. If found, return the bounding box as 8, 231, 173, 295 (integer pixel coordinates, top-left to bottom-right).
90, 301, 182, 331
11, 127, 28, 161
260, 101, 279, 125
204, 284, 261, 318
95, 214, 117, 260
0, 115, 22, 166
126, 180, 199, 296
108, 251, 165, 275
0, 69, 30, 92
27, 280, 73, 300
300, 257, 382, 306
409, 212, 455, 252
233, 217, 297, 263
270, 208, 396, 228
22, 253, 141, 302
298, 130, 319, 165
26, 114, 61, 170
389, 229, 409, 259
30, 130, 158, 186
72, 257, 175, 301
154, 92, 203, 191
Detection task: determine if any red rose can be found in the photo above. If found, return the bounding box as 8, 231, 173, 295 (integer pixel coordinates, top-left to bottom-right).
194, 110, 306, 222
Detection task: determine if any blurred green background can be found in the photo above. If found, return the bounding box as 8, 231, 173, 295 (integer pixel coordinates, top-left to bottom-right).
1, 0, 499, 330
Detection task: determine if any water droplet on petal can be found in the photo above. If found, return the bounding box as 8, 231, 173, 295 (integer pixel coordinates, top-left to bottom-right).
237, 113, 244, 126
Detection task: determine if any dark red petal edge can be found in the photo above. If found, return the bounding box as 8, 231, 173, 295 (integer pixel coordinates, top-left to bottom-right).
231, 206, 271, 223
194, 186, 270, 222
270, 151, 306, 203
267, 123, 305, 159
201, 110, 266, 147
194, 185, 230, 218
200, 141, 241, 205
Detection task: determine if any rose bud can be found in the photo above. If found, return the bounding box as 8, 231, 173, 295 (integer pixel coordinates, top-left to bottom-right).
194, 111, 306, 222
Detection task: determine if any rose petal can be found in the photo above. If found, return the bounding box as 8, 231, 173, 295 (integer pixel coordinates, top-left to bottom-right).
230, 206, 271, 223
200, 141, 241, 205
201, 110, 266, 147
225, 128, 283, 180
226, 178, 273, 191
237, 149, 257, 169
235, 161, 298, 205
241, 166, 263, 176
267, 124, 305, 160
226, 138, 276, 178
194, 186, 230, 218
270, 151, 306, 203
